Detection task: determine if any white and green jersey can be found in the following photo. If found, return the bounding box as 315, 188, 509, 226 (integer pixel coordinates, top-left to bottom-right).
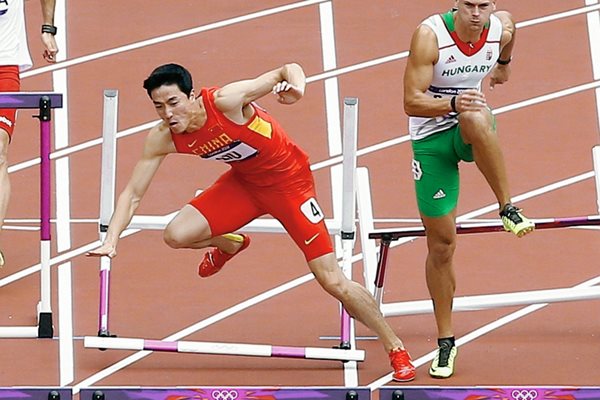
409, 10, 503, 141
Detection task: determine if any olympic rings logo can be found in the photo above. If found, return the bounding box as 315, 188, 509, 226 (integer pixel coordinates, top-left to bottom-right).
511, 389, 539, 400
210, 390, 240, 400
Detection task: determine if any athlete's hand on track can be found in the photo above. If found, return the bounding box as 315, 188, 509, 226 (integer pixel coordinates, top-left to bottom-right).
86, 242, 117, 259
272, 80, 303, 104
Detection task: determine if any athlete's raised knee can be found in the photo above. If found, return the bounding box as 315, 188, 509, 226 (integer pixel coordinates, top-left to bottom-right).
458, 108, 492, 128
163, 228, 191, 249
458, 111, 495, 144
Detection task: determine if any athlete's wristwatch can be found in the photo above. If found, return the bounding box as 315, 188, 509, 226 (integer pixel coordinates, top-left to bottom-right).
41, 24, 57, 35
497, 57, 512, 65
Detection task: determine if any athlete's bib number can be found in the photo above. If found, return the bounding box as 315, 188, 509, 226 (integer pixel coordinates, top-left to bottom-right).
202, 141, 258, 163
300, 197, 324, 224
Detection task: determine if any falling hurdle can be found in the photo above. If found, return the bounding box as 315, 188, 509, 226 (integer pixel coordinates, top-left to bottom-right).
83, 336, 365, 361
366, 146, 600, 317
86, 91, 364, 362
0, 92, 62, 338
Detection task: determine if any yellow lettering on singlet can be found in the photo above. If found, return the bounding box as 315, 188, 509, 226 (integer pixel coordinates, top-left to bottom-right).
210, 138, 223, 148
219, 133, 233, 144
198, 144, 211, 154
248, 116, 272, 139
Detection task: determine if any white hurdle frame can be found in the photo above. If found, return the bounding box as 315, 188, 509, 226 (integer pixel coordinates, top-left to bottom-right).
339, 98, 359, 350
97, 90, 118, 336
365, 145, 600, 317
88, 92, 364, 361
84, 336, 365, 362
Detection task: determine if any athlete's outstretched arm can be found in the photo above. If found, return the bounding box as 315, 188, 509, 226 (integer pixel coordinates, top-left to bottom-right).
214, 63, 306, 113
86, 127, 171, 258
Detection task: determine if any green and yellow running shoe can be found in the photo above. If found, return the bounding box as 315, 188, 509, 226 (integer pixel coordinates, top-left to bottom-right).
429, 340, 457, 379
500, 204, 535, 238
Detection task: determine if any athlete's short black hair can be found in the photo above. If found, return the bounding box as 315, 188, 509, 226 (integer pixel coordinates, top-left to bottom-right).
143, 63, 193, 97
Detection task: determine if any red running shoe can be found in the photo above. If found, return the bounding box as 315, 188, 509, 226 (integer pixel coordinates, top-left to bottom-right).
198, 234, 251, 278
389, 348, 416, 382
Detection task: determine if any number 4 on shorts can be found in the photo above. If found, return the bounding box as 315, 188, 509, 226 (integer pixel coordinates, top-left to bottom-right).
300, 197, 324, 224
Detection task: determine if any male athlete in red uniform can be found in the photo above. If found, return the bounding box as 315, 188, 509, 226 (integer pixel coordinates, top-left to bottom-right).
87, 63, 416, 381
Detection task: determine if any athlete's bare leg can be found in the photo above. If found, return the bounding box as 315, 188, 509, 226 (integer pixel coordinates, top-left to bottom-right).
163, 204, 244, 253
308, 252, 406, 352
458, 109, 511, 208
421, 210, 457, 339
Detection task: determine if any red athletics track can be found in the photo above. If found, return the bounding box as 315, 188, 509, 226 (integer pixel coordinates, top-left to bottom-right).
0, 0, 599, 393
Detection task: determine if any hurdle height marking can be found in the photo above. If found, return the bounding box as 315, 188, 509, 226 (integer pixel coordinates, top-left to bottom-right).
0, 92, 62, 338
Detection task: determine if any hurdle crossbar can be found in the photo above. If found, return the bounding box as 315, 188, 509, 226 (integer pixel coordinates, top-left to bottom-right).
0, 92, 63, 109
128, 214, 340, 234
369, 215, 600, 240
0, 92, 62, 339
83, 336, 365, 362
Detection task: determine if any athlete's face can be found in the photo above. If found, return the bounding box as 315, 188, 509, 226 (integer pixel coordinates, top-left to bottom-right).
454, 0, 496, 32
150, 84, 195, 134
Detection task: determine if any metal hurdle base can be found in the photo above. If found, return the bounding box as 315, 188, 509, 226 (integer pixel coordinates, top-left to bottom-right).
82, 387, 367, 400
84, 336, 365, 362
38, 312, 54, 338
379, 387, 600, 400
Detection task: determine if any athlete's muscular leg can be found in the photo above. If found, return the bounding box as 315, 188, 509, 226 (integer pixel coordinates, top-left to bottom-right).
163, 204, 243, 253
308, 252, 406, 352
458, 109, 511, 207
0, 130, 11, 244
421, 210, 457, 339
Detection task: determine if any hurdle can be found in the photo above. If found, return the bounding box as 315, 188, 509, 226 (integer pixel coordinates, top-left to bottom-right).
84, 336, 365, 361
338, 97, 359, 350
0, 92, 62, 338
87, 91, 364, 361
366, 146, 600, 317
